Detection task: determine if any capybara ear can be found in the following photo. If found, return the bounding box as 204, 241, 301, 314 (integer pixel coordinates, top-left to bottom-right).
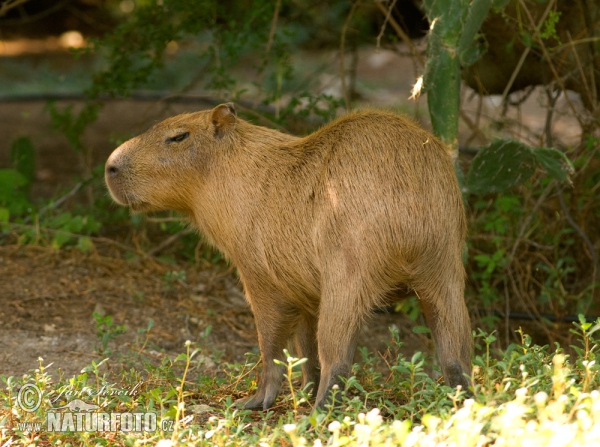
211, 103, 237, 138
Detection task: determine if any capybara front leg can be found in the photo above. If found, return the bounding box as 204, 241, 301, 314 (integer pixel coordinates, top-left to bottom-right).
293, 312, 320, 394
236, 295, 298, 410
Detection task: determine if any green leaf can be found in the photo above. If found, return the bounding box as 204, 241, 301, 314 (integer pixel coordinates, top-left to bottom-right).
492, 0, 511, 10
0, 207, 9, 223
466, 139, 537, 194
413, 325, 431, 334
0, 169, 33, 215
0, 169, 27, 192
533, 147, 574, 183
522, 31, 533, 48
77, 237, 96, 253
10, 137, 35, 184
52, 232, 73, 249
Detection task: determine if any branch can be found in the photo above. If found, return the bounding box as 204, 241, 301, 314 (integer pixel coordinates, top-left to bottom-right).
517, 0, 584, 126
499, 0, 556, 106
340, 1, 360, 110
375, 0, 399, 50
0, 0, 29, 18
252, 0, 282, 108
374, 0, 424, 67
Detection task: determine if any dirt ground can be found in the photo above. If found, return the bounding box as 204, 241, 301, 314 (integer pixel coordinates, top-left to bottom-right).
0, 243, 429, 381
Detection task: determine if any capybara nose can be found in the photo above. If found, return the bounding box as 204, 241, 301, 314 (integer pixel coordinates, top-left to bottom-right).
105, 163, 119, 178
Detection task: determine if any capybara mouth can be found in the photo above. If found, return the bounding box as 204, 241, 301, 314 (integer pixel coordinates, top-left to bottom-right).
106, 184, 150, 212
128, 200, 152, 213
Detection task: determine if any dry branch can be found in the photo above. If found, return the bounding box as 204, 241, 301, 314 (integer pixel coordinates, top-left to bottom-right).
0, 0, 29, 18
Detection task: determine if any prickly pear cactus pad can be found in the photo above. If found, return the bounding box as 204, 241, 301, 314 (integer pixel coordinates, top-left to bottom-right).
466, 139, 537, 194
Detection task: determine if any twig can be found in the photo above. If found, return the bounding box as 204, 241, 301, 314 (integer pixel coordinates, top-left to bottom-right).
252, 0, 282, 108
459, 109, 487, 142
340, 1, 360, 110
0, 0, 29, 18
552, 36, 600, 52
499, 0, 556, 106
544, 86, 560, 148
146, 228, 195, 257
518, 0, 584, 126
543, 73, 597, 299
469, 234, 553, 250
507, 266, 554, 341
375, 0, 399, 50
1, 0, 72, 24
146, 217, 188, 223
233, 102, 288, 132
265, 0, 281, 56
504, 281, 510, 347
566, 31, 595, 110
35, 177, 92, 218
374, 0, 424, 67
556, 186, 598, 274
507, 181, 555, 262
1, 222, 147, 257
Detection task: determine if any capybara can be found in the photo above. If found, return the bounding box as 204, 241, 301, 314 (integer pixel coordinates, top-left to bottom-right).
105, 103, 472, 409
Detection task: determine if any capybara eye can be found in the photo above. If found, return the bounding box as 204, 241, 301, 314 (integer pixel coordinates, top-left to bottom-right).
166, 132, 189, 143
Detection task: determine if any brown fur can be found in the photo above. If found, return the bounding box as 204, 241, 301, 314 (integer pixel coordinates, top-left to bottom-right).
105, 104, 472, 409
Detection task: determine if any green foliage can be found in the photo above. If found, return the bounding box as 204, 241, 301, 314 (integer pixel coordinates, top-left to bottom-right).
0, 169, 30, 219
0, 137, 36, 219
162, 270, 187, 292
533, 146, 574, 182
466, 139, 574, 194
10, 137, 35, 185
539, 10, 562, 41
3, 324, 600, 445
93, 312, 127, 354
47, 101, 100, 152
14, 211, 102, 249
466, 139, 537, 194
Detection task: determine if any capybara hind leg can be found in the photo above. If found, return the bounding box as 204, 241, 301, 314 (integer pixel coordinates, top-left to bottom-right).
417, 277, 472, 392
236, 292, 298, 410
314, 281, 368, 408
293, 313, 320, 394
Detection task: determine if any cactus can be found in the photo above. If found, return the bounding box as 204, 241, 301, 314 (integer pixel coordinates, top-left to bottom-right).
422, 0, 510, 155
533, 146, 574, 184
421, 1, 573, 194
466, 140, 536, 194
465, 139, 574, 195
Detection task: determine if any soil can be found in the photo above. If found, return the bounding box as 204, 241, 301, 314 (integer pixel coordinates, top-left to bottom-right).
0, 243, 428, 382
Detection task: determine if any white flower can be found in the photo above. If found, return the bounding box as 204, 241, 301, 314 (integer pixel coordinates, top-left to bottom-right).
283, 423, 297, 434
328, 420, 341, 432
515, 387, 528, 399
534, 391, 548, 405
365, 408, 382, 427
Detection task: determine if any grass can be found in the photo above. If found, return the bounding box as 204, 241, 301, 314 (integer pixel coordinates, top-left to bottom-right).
1, 319, 600, 446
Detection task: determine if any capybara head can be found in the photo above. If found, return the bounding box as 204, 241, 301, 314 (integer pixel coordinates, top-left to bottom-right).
105, 103, 237, 214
